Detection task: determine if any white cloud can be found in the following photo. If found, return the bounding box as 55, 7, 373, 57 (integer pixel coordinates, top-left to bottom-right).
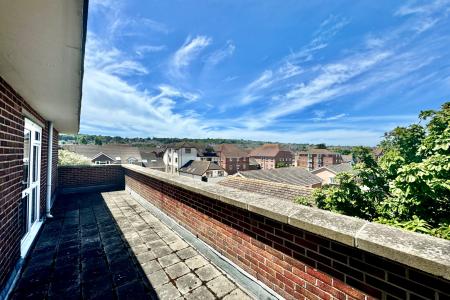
205, 41, 235, 66
81, 33, 206, 138
169, 36, 212, 78
135, 45, 166, 57
311, 113, 347, 122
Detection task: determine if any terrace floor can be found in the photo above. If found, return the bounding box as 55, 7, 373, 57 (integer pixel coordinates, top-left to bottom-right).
11, 191, 254, 300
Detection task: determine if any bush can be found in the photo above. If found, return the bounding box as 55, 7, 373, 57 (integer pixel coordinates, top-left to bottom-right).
58, 149, 91, 166
311, 102, 450, 240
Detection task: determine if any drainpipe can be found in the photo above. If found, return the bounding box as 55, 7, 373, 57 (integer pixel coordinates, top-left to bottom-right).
46, 122, 54, 218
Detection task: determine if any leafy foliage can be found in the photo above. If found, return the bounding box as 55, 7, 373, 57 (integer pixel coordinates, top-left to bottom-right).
294, 195, 314, 207
312, 102, 450, 240
58, 149, 91, 166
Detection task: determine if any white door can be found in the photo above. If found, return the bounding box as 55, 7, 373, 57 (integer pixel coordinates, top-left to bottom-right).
21, 118, 42, 256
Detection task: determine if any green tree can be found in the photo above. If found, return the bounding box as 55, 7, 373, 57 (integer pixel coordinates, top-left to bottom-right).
311, 102, 450, 239
94, 136, 103, 145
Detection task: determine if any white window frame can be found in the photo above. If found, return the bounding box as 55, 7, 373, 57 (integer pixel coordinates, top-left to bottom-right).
21, 118, 43, 257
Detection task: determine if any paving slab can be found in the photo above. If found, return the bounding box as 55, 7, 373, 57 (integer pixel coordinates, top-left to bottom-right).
10, 191, 254, 300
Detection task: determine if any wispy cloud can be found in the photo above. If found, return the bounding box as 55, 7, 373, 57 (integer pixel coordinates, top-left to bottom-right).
82, 34, 206, 137
311, 113, 347, 122
135, 45, 166, 57
169, 36, 212, 78
205, 40, 235, 66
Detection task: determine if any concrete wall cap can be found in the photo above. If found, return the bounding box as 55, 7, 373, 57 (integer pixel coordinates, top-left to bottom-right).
123, 165, 450, 280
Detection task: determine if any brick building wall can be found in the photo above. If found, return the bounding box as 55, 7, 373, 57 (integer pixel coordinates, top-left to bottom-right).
124, 168, 450, 300
223, 157, 249, 174
0, 77, 56, 290
58, 165, 124, 192
296, 153, 343, 170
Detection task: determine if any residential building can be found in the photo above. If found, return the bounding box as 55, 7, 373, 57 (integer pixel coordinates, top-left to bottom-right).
179, 160, 227, 182
248, 157, 261, 170
311, 162, 355, 184
215, 144, 249, 175
163, 142, 199, 174
62, 144, 143, 165
139, 150, 165, 171
249, 144, 294, 170
0, 1, 87, 297
342, 154, 353, 163
236, 167, 322, 188
295, 148, 344, 170
198, 147, 220, 163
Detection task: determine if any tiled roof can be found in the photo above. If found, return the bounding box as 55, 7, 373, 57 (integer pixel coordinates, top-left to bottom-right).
215, 144, 248, 158
238, 167, 322, 187
249, 144, 291, 157
312, 162, 355, 174
179, 160, 224, 176
164, 141, 200, 150
296, 149, 337, 155
218, 177, 314, 203
63, 144, 142, 162
341, 154, 353, 162
139, 151, 165, 169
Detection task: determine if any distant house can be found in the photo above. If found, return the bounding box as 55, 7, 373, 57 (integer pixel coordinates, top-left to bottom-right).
236, 167, 322, 188
139, 150, 165, 171
179, 160, 227, 182
62, 144, 143, 165
198, 148, 220, 163
311, 162, 355, 184
248, 157, 261, 170
163, 142, 199, 174
295, 149, 343, 171
215, 144, 250, 175
341, 154, 353, 163
249, 144, 294, 170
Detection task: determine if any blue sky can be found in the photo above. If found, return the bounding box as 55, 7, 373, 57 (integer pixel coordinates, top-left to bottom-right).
80, 0, 450, 145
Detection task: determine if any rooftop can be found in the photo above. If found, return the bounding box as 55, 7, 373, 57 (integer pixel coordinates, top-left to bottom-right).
312, 162, 355, 174
237, 167, 322, 187
249, 144, 291, 157
10, 191, 254, 299
218, 176, 313, 203
215, 144, 248, 158
297, 149, 338, 155
63, 144, 142, 162
179, 160, 224, 176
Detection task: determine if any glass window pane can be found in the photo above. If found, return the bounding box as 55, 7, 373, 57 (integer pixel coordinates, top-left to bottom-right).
32, 145, 39, 182
23, 130, 31, 188
22, 194, 29, 235
35, 131, 40, 141
31, 188, 37, 224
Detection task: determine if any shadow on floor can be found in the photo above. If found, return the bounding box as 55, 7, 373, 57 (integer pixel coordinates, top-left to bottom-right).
11, 192, 157, 300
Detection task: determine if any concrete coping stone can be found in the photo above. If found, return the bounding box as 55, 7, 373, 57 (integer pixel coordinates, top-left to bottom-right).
122, 165, 450, 280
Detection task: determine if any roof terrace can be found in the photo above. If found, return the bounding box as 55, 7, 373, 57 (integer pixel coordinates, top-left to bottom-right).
13, 164, 448, 300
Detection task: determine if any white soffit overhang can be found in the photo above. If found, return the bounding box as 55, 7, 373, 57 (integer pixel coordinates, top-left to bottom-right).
0, 0, 88, 133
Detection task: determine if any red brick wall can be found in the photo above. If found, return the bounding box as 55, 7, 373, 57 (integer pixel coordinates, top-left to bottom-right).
124, 168, 450, 300
58, 165, 124, 191
0, 77, 57, 290
51, 128, 59, 197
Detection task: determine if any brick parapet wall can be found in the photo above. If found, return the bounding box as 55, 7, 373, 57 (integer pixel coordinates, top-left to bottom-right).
58, 165, 124, 193
124, 167, 450, 300
0, 76, 55, 290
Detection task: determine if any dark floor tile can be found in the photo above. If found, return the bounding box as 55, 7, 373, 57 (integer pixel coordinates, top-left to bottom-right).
82, 276, 114, 300
116, 280, 148, 300
112, 267, 138, 287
